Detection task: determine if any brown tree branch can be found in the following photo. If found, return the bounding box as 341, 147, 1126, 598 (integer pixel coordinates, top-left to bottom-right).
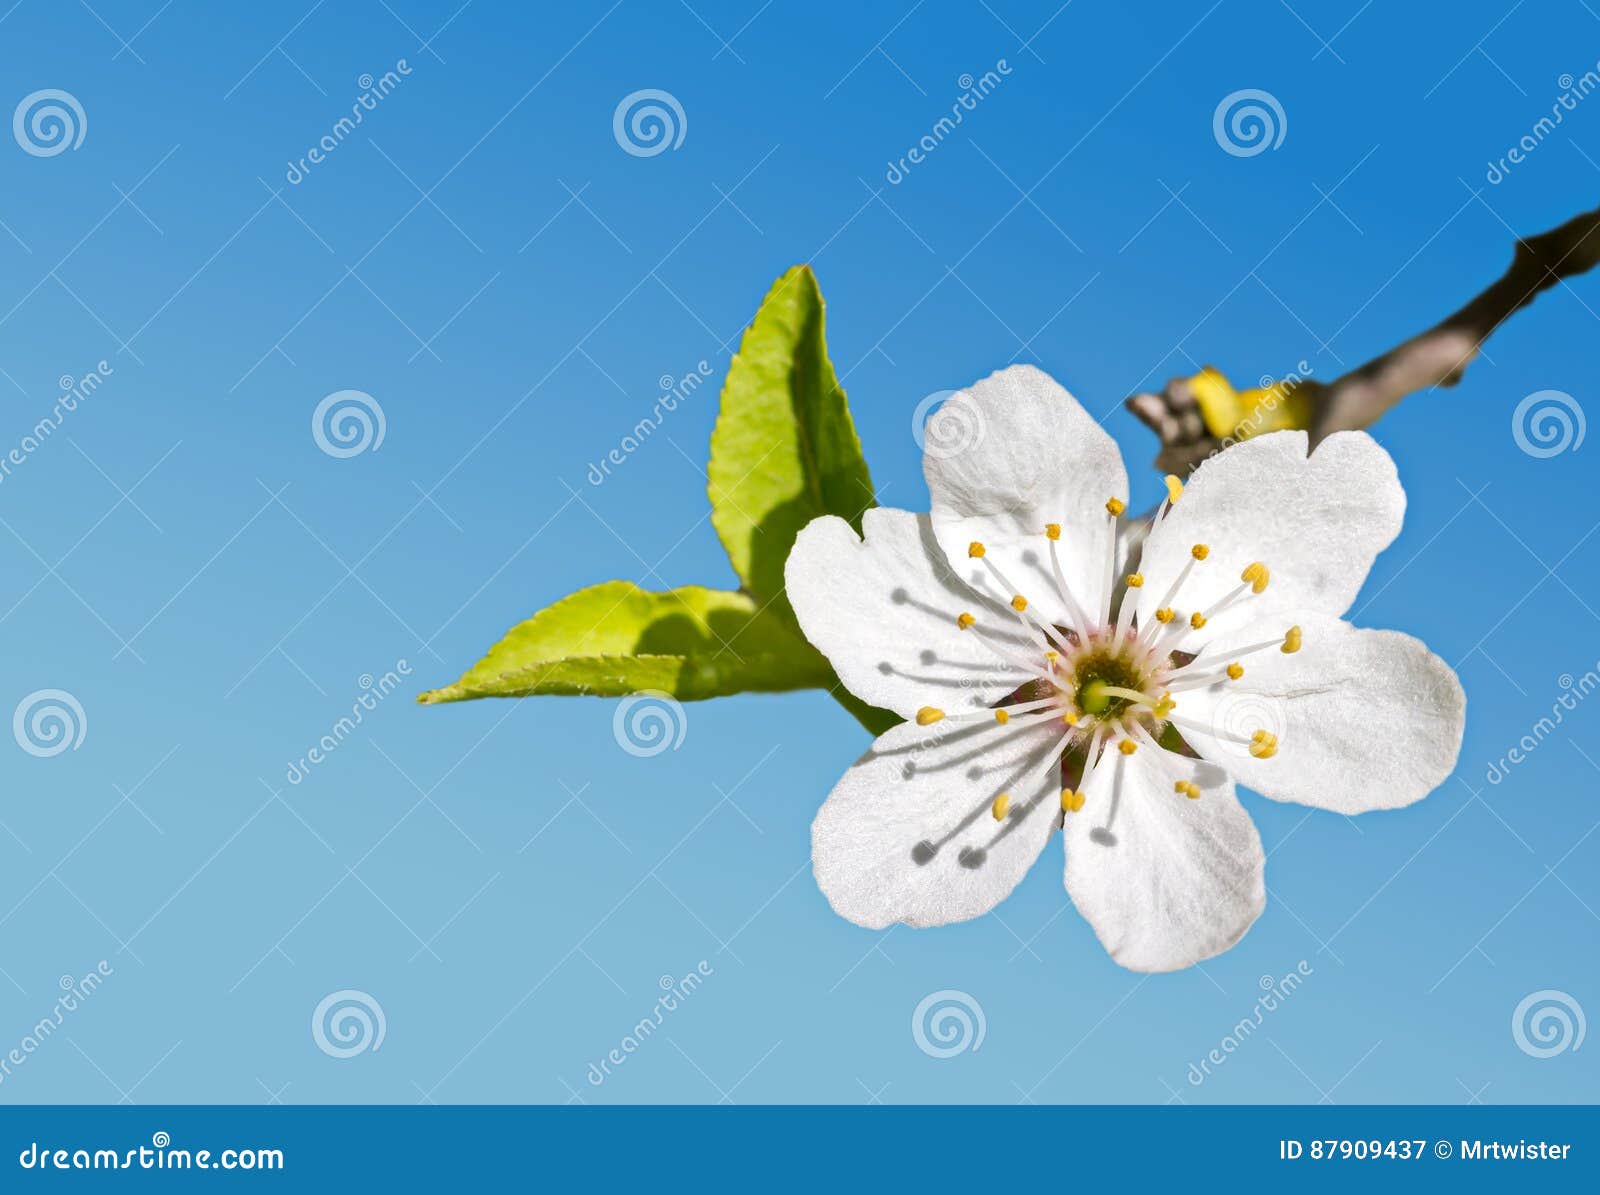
1127, 203, 1600, 474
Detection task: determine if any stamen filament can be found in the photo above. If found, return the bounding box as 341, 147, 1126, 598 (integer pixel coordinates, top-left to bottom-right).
975, 553, 1075, 655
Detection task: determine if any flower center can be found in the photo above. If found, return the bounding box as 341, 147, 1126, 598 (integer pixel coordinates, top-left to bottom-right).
916, 486, 1306, 821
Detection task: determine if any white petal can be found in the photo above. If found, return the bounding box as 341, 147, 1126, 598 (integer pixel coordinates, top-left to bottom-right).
1175, 612, 1465, 814
813, 716, 1066, 929
1064, 744, 1265, 972
925, 365, 1127, 629
786, 508, 1035, 720
1136, 431, 1404, 647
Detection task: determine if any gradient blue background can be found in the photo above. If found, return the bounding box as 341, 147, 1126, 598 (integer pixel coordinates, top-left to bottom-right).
0, 0, 1595, 1105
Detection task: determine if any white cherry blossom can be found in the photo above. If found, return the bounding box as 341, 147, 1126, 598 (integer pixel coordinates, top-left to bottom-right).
786, 365, 1465, 972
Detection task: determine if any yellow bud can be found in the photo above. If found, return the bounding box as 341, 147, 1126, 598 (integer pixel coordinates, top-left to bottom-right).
968, 541, 986, 558
994, 709, 1010, 725
1190, 612, 1207, 630
1118, 739, 1138, 756
957, 611, 976, 630
1191, 543, 1210, 561
1011, 594, 1028, 612
1125, 573, 1144, 588
1045, 523, 1061, 541
1155, 608, 1175, 624
1105, 497, 1126, 516
1226, 663, 1244, 680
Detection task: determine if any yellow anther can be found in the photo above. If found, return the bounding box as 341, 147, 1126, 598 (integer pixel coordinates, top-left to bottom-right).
956, 611, 976, 630
1045, 650, 1059, 664
993, 709, 1010, 725
1174, 780, 1201, 800
1249, 729, 1279, 759
916, 707, 945, 726
1164, 474, 1183, 504
991, 792, 1011, 821
1011, 594, 1028, 612
1226, 663, 1244, 681
1045, 523, 1061, 541
1062, 709, 1080, 727
1189, 612, 1207, 630
1241, 561, 1271, 594
1060, 789, 1086, 813
1281, 625, 1302, 654
1118, 739, 1138, 756
1105, 497, 1126, 516
1155, 608, 1175, 624
1152, 695, 1175, 718
968, 541, 986, 558
1191, 543, 1210, 561
1125, 572, 1144, 588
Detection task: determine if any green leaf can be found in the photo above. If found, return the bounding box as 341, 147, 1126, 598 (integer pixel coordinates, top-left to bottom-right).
708, 265, 876, 613
419, 581, 834, 704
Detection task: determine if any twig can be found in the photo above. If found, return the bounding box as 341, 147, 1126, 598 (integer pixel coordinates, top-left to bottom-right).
1127, 203, 1600, 474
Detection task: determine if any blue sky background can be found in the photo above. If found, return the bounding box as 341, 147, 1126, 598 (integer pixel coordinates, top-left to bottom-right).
0, 0, 1596, 1104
